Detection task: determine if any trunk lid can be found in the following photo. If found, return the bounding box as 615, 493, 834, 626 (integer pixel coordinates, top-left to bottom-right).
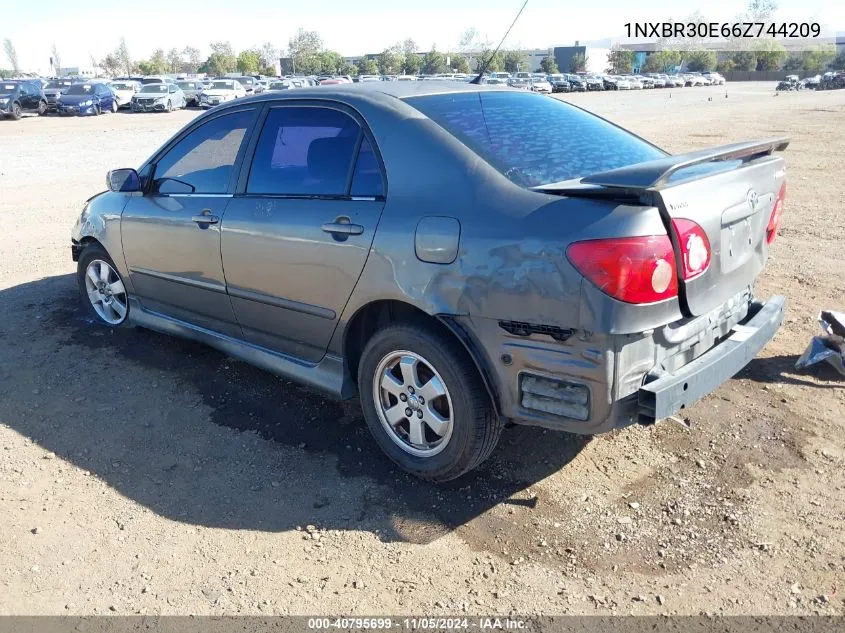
653, 155, 785, 316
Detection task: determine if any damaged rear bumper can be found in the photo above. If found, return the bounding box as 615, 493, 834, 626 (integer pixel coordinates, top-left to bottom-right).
638, 295, 786, 424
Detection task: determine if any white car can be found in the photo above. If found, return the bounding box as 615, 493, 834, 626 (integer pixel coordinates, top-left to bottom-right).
199, 80, 247, 108
108, 80, 141, 109
615, 76, 631, 90
531, 78, 553, 93
395, 75, 417, 82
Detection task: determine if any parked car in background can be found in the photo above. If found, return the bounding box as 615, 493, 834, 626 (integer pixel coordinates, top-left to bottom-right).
507, 77, 531, 90
584, 75, 604, 91
57, 82, 117, 115
43, 78, 75, 112
531, 76, 553, 93
176, 80, 203, 107
199, 79, 246, 108
73, 83, 789, 482
233, 75, 261, 94
549, 74, 570, 92
615, 76, 631, 90
0, 79, 48, 119
358, 75, 381, 83
131, 83, 186, 112
702, 72, 726, 85
602, 75, 619, 90
109, 80, 142, 109
395, 75, 417, 82
567, 74, 587, 91
141, 76, 175, 85
667, 75, 685, 87
265, 80, 293, 92
481, 77, 507, 86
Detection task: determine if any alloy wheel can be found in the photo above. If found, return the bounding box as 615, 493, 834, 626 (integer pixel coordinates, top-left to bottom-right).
372, 350, 454, 457
84, 259, 127, 325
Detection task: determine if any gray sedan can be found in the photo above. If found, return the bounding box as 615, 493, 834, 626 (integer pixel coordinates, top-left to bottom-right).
130, 83, 187, 112
72, 82, 788, 481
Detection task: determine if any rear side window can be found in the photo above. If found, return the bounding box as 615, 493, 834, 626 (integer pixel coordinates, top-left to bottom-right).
405, 92, 665, 187
247, 106, 361, 196
350, 137, 384, 197
154, 109, 256, 194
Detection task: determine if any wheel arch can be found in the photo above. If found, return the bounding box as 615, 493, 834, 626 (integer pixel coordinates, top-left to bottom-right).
342, 299, 501, 417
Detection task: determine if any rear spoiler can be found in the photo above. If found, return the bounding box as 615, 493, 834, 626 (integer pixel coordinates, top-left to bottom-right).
582, 137, 789, 189
535, 137, 789, 196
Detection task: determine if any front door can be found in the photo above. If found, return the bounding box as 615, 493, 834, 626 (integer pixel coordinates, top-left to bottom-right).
121, 106, 259, 336
221, 103, 387, 362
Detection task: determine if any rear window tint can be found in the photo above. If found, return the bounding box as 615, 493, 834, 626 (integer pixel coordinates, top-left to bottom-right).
405, 91, 666, 187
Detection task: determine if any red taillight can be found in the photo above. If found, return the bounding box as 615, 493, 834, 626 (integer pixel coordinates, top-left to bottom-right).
566, 236, 678, 304
766, 182, 786, 244
672, 218, 711, 280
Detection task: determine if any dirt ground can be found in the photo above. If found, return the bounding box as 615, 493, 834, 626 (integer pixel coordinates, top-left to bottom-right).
0, 83, 843, 616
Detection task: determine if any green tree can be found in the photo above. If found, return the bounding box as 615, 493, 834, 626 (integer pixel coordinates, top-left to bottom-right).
801, 45, 835, 73
421, 48, 445, 74
831, 51, 845, 71
754, 40, 786, 71
237, 49, 261, 74
716, 59, 736, 73
260, 42, 278, 71
731, 50, 757, 70
317, 51, 344, 74
642, 50, 680, 73
377, 47, 403, 75
452, 55, 470, 73
148, 49, 167, 74
503, 49, 528, 73
685, 50, 716, 72
782, 56, 803, 72
182, 46, 202, 74
137, 60, 154, 75
166, 48, 182, 73
101, 54, 121, 76
116, 38, 133, 75
539, 55, 559, 73
569, 52, 586, 73
475, 48, 503, 72
204, 41, 237, 76
3, 39, 19, 73
403, 52, 421, 75
340, 62, 358, 76
607, 46, 633, 73
288, 28, 322, 74
356, 57, 378, 75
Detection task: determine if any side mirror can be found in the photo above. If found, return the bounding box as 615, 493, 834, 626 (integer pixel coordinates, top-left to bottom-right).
107, 168, 142, 193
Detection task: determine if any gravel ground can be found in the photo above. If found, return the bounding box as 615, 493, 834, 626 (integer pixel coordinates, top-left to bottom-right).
0, 83, 843, 616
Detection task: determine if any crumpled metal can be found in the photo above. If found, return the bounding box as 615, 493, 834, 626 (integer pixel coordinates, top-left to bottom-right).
795, 310, 845, 376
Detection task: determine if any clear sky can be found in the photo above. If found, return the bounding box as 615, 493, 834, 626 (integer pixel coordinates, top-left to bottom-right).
3, 0, 842, 72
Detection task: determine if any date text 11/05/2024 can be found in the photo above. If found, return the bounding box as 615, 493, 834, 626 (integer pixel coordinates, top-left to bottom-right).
307, 618, 527, 630
624, 22, 821, 38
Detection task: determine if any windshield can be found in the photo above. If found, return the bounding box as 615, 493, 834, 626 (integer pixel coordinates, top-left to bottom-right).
65, 84, 94, 95
140, 84, 168, 93
177, 82, 196, 89
269, 82, 287, 89
46, 81, 71, 89
111, 83, 132, 90
212, 81, 235, 89
405, 91, 666, 187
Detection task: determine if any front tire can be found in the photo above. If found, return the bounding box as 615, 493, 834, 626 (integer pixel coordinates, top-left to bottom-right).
77, 244, 129, 327
92, 104, 100, 116
11, 102, 22, 120
165, 100, 172, 112
37, 100, 47, 115
358, 323, 501, 482
111, 99, 118, 113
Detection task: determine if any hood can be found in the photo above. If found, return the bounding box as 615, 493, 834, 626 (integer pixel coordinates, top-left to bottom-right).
58, 93, 95, 104
0, 92, 16, 99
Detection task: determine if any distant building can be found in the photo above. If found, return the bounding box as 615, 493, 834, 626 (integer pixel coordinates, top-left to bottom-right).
553, 45, 610, 73
59, 66, 101, 78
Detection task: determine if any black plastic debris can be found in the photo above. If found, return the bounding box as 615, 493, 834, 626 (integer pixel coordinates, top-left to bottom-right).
795, 311, 845, 376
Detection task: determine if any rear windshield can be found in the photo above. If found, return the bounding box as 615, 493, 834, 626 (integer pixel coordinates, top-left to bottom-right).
405, 91, 665, 187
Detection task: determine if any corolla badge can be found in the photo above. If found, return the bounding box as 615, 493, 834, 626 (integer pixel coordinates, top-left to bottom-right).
746, 189, 759, 210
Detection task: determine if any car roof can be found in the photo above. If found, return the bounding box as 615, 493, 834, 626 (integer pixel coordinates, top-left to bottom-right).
223, 80, 510, 105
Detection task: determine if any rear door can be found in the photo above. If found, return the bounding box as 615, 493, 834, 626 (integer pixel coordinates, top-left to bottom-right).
221, 102, 386, 362
656, 155, 786, 316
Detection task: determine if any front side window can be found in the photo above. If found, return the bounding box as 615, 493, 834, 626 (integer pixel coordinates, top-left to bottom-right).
405, 91, 665, 187
246, 107, 361, 196
154, 109, 256, 194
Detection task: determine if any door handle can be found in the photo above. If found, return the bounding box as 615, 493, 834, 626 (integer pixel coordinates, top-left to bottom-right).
192, 209, 219, 225
321, 221, 364, 236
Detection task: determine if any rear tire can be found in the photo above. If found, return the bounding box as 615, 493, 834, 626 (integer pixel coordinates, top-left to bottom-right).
165, 100, 172, 113
358, 322, 502, 482
37, 100, 47, 115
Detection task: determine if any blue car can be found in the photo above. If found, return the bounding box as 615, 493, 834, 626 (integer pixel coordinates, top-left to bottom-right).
56, 82, 118, 116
